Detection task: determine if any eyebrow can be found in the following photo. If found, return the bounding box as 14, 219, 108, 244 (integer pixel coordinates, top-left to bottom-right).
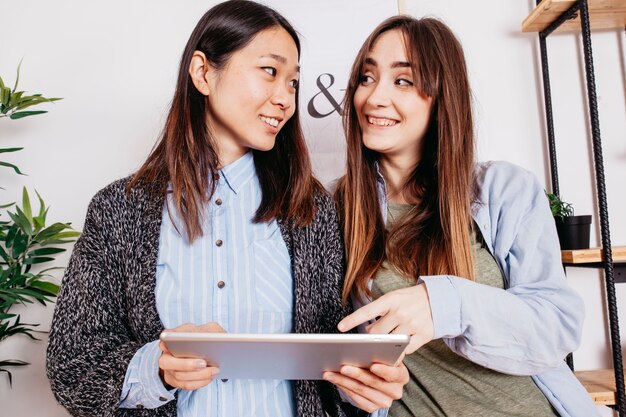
364, 57, 411, 69
261, 54, 300, 72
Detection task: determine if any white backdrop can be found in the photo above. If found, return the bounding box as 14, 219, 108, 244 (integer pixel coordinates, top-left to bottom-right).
0, 1, 625, 416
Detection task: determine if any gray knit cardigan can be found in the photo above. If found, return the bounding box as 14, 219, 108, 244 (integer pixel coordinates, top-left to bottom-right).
46, 177, 358, 417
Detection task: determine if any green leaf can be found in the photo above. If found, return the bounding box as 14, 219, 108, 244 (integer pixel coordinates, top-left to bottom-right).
0, 161, 23, 175
0, 360, 28, 367
24, 257, 55, 265
0, 79, 5, 108
39, 239, 74, 245
32, 193, 48, 229
0, 245, 10, 263
34, 96, 61, 103
7, 211, 29, 234
49, 231, 80, 239
5, 224, 18, 248
9, 110, 47, 120
21, 188, 32, 225
1, 87, 10, 107
35, 223, 72, 241
32, 216, 43, 230
35, 190, 46, 219
27, 280, 59, 295
13, 97, 45, 111
8, 91, 24, 108
13, 206, 33, 236
10, 233, 28, 258
28, 247, 65, 256
14, 96, 62, 112
0, 148, 23, 154
5, 287, 49, 300
37, 266, 64, 274
13, 58, 23, 92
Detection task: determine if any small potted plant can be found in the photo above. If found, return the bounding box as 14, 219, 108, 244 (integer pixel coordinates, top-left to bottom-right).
546, 192, 592, 250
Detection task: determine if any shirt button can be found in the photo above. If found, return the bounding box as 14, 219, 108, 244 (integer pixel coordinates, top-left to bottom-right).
216, 239, 223, 247
136, 404, 144, 409
215, 198, 223, 206
159, 396, 168, 402
217, 281, 225, 289
221, 378, 229, 383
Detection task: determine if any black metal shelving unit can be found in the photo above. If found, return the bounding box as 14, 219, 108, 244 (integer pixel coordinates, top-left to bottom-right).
531, 0, 625, 414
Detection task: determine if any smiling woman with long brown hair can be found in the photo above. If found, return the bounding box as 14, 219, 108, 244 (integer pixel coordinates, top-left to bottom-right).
332, 16, 599, 417
45, 2, 406, 416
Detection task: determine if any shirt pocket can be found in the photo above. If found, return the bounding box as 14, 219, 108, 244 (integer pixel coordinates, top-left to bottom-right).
251, 239, 294, 315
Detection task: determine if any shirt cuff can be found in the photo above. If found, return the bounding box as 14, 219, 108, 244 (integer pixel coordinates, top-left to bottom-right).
420, 275, 463, 339
338, 386, 357, 406
119, 340, 177, 409
371, 408, 389, 417
339, 387, 389, 416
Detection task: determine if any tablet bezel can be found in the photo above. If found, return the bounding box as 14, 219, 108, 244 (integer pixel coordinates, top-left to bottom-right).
160, 332, 409, 380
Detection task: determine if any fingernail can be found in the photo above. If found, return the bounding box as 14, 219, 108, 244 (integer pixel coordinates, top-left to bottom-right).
337, 323, 345, 332
324, 373, 334, 382
342, 366, 356, 376
194, 359, 207, 369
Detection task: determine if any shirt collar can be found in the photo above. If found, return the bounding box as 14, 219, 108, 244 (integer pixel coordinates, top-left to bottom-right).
373, 160, 388, 189
218, 151, 256, 195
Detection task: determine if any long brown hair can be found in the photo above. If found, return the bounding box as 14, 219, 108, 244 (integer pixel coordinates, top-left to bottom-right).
336, 16, 477, 302
129, 0, 320, 242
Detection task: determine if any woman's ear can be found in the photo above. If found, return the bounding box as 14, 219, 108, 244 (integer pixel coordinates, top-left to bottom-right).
189, 51, 213, 96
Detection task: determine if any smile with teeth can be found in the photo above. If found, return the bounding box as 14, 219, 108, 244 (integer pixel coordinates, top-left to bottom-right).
260, 115, 280, 128
367, 116, 398, 127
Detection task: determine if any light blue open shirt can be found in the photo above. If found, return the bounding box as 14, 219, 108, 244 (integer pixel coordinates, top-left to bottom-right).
119, 152, 297, 417
365, 161, 599, 417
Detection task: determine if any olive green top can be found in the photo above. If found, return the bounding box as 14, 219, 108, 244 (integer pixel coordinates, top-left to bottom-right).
372, 202, 557, 417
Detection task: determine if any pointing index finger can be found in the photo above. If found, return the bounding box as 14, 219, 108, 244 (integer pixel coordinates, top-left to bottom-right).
338, 299, 389, 332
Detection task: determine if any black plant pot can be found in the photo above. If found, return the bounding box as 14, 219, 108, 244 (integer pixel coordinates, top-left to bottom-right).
554, 215, 592, 250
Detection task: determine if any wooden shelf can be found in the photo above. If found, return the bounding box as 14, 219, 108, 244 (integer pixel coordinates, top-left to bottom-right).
575, 369, 625, 405
562, 246, 626, 264
522, 0, 626, 32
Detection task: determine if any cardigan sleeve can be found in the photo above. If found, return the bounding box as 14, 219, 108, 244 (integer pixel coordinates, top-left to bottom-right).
46, 185, 167, 416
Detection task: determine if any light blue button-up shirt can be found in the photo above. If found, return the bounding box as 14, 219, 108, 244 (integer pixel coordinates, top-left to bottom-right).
370, 161, 598, 417
119, 151, 296, 417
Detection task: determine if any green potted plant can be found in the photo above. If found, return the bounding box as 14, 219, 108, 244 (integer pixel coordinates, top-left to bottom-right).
0, 63, 79, 387
546, 192, 592, 250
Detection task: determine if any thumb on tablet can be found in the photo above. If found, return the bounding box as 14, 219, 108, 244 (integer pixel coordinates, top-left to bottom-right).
198, 322, 226, 333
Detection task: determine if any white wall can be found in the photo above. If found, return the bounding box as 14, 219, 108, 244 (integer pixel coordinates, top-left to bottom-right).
1, 0, 624, 416
398, 1, 626, 416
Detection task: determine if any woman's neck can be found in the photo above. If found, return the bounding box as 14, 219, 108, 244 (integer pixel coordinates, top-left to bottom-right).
379, 154, 420, 204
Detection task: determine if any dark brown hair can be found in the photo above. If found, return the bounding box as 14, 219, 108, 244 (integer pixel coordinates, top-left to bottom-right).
129, 0, 320, 241
336, 16, 477, 301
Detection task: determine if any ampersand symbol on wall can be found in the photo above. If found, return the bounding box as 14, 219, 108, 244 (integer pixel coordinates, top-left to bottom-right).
307, 73, 344, 118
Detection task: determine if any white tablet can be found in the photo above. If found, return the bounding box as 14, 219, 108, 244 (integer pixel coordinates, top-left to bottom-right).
160, 332, 409, 380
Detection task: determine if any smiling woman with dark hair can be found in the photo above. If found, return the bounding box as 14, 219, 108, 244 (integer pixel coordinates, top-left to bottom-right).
45, 2, 406, 416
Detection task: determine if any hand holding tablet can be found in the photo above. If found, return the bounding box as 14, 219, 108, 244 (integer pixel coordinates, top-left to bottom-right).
158, 322, 225, 390
159, 332, 409, 380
